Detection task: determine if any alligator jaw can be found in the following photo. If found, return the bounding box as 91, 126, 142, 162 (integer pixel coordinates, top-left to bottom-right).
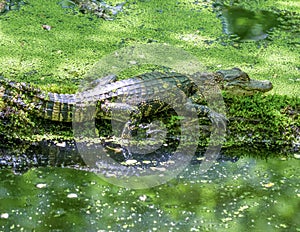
224, 79, 273, 96
245, 79, 273, 92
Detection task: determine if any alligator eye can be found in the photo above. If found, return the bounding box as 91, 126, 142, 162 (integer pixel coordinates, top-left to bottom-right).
238, 75, 250, 81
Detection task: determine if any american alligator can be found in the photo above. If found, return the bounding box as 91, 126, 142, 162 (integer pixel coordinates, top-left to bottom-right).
0, 68, 274, 174
0, 68, 273, 124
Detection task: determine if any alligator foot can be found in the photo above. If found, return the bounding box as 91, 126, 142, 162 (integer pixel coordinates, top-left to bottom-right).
186, 103, 227, 130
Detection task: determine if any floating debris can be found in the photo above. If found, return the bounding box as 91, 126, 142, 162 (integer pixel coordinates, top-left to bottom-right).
42, 25, 52, 31
56, 141, 66, 147
139, 195, 147, 201
36, 183, 47, 188
0, 213, 9, 219
262, 182, 275, 188
125, 159, 138, 165
67, 193, 78, 198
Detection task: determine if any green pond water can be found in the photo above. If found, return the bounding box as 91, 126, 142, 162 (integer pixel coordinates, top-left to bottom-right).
0, 156, 299, 231
219, 6, 280, 41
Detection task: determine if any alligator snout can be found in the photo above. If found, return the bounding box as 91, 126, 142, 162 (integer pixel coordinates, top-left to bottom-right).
258, 80, 273, 92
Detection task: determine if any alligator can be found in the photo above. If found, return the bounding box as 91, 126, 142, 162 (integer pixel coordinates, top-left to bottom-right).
0, 68, 273, 124
0, 68, 274, 173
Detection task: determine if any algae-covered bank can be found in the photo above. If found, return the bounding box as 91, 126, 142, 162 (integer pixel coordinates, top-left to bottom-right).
0, 0, 299, 153
0, 0, 299, 231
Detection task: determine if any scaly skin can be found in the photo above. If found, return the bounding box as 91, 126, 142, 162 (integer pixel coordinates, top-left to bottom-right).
0, 68, 273, 123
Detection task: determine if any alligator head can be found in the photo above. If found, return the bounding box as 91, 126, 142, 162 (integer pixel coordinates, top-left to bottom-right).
216, 68, 273, 95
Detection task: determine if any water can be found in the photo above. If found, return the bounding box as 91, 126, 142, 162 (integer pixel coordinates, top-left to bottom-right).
0, 154, 299, 231
218, 6, 280, 41
215, 5, 300, 43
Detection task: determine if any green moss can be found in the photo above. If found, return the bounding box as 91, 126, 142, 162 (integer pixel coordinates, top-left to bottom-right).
224, 94, 299, 151
0, 0, 120, 93
0, 0, 298, 94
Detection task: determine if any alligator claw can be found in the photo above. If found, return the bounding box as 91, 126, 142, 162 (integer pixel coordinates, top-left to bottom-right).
208, 110, 227, 130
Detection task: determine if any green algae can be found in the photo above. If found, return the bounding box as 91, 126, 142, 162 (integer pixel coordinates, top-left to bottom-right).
0, 0, 299, 94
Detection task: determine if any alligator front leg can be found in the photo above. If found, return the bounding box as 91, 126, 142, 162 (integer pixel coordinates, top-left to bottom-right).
189, 103, 227, 130
98, 101, 227, 157
100, 101, 227, 135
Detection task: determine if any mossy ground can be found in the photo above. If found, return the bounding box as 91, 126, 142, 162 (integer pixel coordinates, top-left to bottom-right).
0, 0, 299, 154
0, 0, 299, 94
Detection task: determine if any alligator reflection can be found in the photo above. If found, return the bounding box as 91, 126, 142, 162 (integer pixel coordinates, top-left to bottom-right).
0, 155, 298, 231
0, 139, 238, 173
